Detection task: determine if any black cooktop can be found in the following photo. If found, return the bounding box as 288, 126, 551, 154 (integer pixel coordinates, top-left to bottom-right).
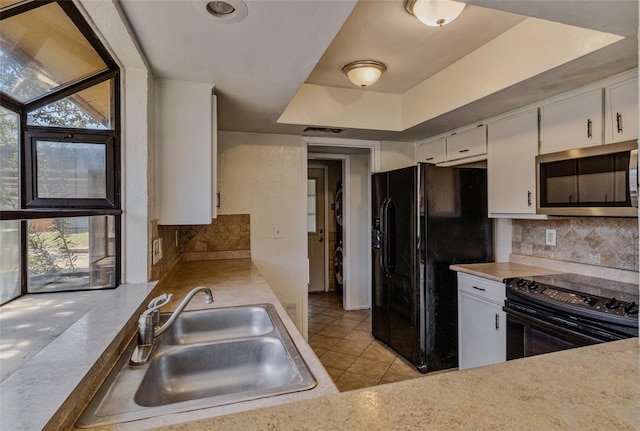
506, 273, 639, 325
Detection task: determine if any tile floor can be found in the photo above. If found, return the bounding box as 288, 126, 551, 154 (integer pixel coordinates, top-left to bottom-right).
308, 291, 423, 392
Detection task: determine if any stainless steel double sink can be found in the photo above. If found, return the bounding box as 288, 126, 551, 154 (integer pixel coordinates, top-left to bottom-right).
76, 304, 316, 427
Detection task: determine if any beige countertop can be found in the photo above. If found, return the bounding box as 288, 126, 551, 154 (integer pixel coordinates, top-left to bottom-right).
450, 261, 563, 282
155, 338, 639, 431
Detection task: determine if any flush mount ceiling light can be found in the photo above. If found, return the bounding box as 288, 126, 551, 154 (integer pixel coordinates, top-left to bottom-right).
193, 0, 248, 23
341, 60, 387, 88
405, 0, 466, 27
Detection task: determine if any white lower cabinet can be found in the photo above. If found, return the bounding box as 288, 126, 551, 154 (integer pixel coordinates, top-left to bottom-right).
457, 273, 506, 370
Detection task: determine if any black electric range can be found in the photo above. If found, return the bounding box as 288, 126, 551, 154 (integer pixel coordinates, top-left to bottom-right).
503, 273, 638, 359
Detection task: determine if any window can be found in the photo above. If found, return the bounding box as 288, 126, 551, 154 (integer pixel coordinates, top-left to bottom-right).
0, 1, 121, 304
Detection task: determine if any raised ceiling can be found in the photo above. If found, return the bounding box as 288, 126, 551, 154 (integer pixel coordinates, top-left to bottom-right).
117, 0, 638, 142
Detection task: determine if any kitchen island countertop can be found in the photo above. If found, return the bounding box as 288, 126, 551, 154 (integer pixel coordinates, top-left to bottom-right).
156, 337, 639, 430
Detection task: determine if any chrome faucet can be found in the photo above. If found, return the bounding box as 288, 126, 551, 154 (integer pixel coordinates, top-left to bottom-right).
130, 287, 214, 366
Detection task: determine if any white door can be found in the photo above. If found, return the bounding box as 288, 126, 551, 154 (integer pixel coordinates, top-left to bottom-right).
307, 168, 326, 292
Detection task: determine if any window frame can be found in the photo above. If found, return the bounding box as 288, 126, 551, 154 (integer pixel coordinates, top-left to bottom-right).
0, 0, 122, 303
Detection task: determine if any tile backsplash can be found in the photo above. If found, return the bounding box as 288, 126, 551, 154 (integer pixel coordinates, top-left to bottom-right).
150, 214, 250, 281
512, 218, 638, 272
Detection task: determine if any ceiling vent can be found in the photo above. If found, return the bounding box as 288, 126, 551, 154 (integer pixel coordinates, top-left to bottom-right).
303, 127, 344, 134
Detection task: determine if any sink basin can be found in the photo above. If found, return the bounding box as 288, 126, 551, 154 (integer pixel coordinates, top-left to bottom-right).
76, 303, 316, 428
136, 338, 306, 407
158, 305, 274, 345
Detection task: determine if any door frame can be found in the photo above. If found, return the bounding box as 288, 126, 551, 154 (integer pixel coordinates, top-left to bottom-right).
303, 137, 379, 313
307, 164, 329, 292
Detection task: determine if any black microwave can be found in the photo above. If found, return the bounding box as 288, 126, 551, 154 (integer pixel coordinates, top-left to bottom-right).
536, 140, 638, 217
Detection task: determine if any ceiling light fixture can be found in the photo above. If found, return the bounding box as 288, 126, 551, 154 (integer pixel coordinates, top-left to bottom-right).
193, 0, 248, 23
405, 0, 466, 27
341, 60, 387, 88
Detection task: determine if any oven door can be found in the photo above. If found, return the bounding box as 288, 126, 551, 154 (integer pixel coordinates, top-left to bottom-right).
504, 302, 627, 360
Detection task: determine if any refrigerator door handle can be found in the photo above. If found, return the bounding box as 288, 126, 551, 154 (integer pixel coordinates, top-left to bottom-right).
380, 197, 395, 276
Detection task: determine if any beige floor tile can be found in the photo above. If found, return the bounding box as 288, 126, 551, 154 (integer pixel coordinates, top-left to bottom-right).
319, 350, 358, 371
334, 372, 379, 392
320, 308, 347, 318
381, 360, 423, 382
346, 357, 391, 380
309, 314, 337, 325
317, 325, 352, 338
341, 310, 370, 322
354, 321, 371, 331
326, 318, 360, 330
360, 341, 397, 364
330, 338, 371, 357
308, 334, 341, 349
323, 366, 345, 381
311, 347, 328, 357
308, 321, 328, 335
343, 329, 375, 343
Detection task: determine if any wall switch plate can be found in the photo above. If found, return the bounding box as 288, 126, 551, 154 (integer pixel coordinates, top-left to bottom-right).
273, 225, 282, 239
545, 229, 557, 246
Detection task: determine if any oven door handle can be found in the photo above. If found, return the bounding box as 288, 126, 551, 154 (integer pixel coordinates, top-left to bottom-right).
503, 305, 625, 343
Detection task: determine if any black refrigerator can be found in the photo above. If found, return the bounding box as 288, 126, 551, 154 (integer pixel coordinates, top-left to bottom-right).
372, 164, 493, 373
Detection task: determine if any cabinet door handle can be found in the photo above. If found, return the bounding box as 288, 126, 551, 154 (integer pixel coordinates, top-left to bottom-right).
459, 149, 470, 153
587, 119, 592, 139
495, 314, 500, 330
616, 112, 623, 133
527, 190, 532, 207
425, 157, 434, 161
472, 286, 486, 292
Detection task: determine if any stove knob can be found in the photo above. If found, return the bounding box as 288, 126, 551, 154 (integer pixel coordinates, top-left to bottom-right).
527, 282, 540, 292
604, 298, 621, 310
624, 302, 639, 316
516, 278, 527, 288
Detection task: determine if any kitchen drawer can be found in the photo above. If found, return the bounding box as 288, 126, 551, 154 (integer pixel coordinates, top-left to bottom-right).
457, 273, 505, 304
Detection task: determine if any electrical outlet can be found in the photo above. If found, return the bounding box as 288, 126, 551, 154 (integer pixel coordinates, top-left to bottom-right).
158, 238, 163, 260
152, 239, 160, 264
545, 229, 557, 246
273, 225, 282, 239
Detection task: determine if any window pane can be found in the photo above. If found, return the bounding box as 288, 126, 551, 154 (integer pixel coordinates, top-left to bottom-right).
35, 141, 106, 199
28, 216, 116, 292
0, 220, 20, 304
27, 79, 113, 130
307, 179, 317, 233
0, 106, 19, 209
0, 2, 108, 102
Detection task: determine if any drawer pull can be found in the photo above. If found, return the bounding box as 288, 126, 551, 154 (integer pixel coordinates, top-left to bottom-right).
459, 149, 470, 153
472, 286, 486, 292
425, 157, 434, 161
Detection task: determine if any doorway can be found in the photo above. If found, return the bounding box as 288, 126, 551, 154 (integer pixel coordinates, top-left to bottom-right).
307, 166, 327, 293
307, 161, 344, 294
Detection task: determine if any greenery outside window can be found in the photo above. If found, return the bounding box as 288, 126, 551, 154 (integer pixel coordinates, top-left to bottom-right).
0, 0, 121, 305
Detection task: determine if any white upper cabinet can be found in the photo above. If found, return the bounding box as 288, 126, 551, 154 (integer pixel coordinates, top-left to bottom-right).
540, 89, 603, 154
606, 79, 638, 144
156, 79, 217, 225
446, 125, 487, 161
487, 109, 543, 218
416, 137, 446, 164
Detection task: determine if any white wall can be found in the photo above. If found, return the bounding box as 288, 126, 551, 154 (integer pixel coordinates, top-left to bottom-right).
217, 131, 307, 328
380, 140, 415, 171
345, 149, 371, 310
